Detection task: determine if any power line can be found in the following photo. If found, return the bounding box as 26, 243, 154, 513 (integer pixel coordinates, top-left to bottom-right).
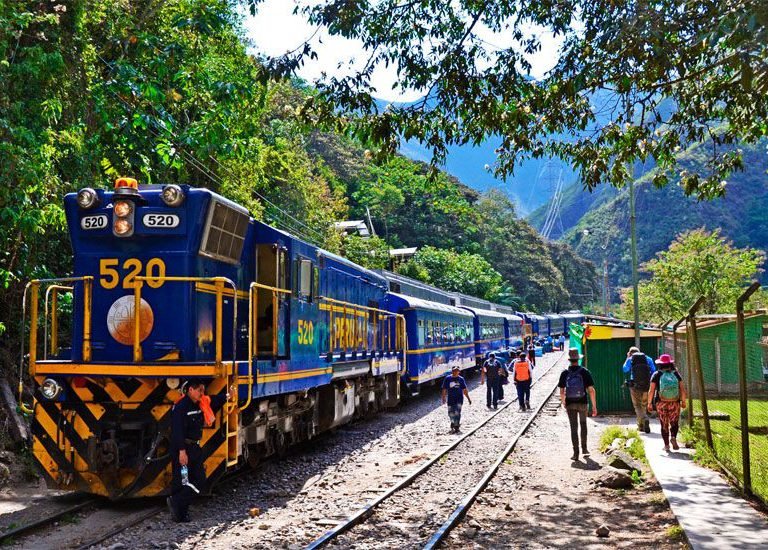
94, 53, 328, 246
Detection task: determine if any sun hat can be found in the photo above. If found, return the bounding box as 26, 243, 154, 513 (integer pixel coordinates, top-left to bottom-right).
655, 354, 674, 365
567, 348, 583, 360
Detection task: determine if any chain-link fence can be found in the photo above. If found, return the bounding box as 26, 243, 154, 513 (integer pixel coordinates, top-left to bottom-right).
663, 308, 768, 506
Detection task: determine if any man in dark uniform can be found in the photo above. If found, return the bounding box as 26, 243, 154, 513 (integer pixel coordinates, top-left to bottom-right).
167, 380, 229, 522
480, 352, 503, 410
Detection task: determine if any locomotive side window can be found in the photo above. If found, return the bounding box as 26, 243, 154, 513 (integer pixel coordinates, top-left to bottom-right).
297, 259, 313, 300
199, 199, 249, 264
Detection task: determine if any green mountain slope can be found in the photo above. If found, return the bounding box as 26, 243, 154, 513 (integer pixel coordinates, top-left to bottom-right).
561, 142, 768, 296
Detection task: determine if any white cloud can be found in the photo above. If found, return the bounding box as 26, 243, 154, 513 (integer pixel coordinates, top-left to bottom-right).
245, 1, 563, 102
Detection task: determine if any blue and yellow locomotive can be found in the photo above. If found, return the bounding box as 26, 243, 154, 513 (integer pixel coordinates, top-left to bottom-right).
22, 179, 581, 499
25, 179, 403, 499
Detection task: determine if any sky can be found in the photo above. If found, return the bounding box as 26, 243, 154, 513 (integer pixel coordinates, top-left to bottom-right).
244, 2, 572, 215
244, 1, 563, 103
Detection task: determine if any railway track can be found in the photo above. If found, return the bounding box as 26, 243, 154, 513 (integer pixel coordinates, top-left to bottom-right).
0, 495, 101, 546
305, 354, 565, 549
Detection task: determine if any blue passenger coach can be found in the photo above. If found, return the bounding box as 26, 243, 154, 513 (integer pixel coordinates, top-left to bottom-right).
545, 314, 567, 336
383, 293, 474, 394
502, 313, 524, 349
458, 306, 507, 364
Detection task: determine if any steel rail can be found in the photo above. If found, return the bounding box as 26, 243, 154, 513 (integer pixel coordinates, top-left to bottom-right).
0, 497, 101, 545
75, 506, 162, 550
305, 352, 565, 550
423, 383, 560, 549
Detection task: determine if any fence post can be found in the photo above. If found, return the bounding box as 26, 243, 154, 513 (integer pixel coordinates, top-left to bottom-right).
688, 296, 712, 448
671, 316, 690, 426
736, 281, 760, 496
660, 319, 672, 353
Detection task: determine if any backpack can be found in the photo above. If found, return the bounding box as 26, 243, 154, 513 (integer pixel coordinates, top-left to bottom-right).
565, 368, 586, 399
630, 353, 652, 392
658, 370, 680, 400
514, 361, 531, 382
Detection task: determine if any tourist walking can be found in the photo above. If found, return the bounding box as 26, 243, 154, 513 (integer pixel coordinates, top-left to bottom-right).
559, 348, 597, 461
622, 346, 656, 433
513, 351, 533, 411
558, 333, 566, 351
480, 352, 503, 409
527, 339, 536, 366
441, 366, 471, 433
647, 354, 687, 451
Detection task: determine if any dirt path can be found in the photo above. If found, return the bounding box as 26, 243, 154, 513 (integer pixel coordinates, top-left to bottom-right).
444, 400, 685, 549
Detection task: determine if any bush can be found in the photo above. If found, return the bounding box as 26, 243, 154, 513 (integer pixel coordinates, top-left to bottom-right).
598, 425, 647, 463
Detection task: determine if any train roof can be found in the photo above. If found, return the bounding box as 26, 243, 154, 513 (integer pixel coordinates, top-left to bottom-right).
253, 219, 388, 288
387, 293, 474, 317
501, 313, 524, 322
458, 305, 507, 320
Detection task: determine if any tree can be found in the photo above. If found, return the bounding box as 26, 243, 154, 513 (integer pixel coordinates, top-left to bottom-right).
397, 246, 503, 301
341, 234, 390, 270
260, 1, 768, 199
620, 229, 764, 322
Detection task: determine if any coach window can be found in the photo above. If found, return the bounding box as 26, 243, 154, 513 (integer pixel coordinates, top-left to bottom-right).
426, 320, 433, 345
418, 319, 425, 347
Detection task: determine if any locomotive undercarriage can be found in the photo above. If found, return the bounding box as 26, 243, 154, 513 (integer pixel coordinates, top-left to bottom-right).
240, 371, 400, 465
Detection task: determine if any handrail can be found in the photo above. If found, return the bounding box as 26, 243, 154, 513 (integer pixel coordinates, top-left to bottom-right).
44, 285, 73, 360
132, 276, 238, 373
318, 296, 404, 355
20, 276, 94, 408
246, 282, 291, 411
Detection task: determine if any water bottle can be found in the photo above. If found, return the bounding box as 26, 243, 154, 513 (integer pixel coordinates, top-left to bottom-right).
181, 465, 189, 486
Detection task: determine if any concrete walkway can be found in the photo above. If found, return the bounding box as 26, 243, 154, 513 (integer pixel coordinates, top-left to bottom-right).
642, 430, 768, 549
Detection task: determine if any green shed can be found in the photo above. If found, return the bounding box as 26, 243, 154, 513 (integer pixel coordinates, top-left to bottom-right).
582, 324, 662, 414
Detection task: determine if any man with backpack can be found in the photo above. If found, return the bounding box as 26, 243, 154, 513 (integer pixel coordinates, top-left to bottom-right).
622, 346, 656, 433
559, 348, 597, 461
480, 352, 503, 410
513, 351, 533, 411
647, 354, 687, 451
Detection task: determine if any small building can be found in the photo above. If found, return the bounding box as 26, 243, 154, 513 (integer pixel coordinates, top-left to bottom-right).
575, 323, 662, 414
333, 220, 370, 238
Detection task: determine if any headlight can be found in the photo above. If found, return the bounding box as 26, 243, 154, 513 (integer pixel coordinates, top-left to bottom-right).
77, 188, 99, 209
166, 377, 180, 390
114, 200, 133, 218
114, 218, 132, 235
161, 185, 185, 207
41, 378, 62, 400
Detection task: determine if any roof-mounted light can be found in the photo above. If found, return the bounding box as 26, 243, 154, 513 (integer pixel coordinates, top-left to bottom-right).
161, 184, 185, 207
114, 177, 140, 197
76, 188, 99, 210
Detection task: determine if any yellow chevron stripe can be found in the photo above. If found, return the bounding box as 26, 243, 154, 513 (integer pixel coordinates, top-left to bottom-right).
204, 440, 228, 477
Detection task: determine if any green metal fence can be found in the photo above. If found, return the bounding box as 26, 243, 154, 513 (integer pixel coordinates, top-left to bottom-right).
665, 310, 768, 506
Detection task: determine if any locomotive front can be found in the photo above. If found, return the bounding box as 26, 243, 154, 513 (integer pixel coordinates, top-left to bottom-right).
27, 179, 247, 498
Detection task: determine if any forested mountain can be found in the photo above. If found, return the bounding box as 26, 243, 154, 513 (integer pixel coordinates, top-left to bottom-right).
549, 142, 768, 295
0, 1, 597, 371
